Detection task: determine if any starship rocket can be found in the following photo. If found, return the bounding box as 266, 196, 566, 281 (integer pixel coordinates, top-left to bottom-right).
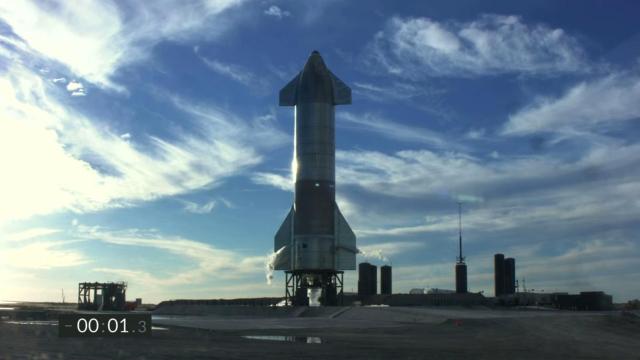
273, 51, 357, 282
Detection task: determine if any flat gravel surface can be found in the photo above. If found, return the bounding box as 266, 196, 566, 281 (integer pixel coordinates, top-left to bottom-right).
1, 311, 639, 359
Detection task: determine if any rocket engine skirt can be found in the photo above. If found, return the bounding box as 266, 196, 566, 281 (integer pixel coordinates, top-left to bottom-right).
294, 235, 335, 269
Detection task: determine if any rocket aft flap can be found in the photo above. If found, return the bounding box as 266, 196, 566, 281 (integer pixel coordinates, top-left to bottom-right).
273, 51, 356, 271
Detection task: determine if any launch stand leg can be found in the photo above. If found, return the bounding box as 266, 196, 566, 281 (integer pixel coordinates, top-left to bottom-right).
284, 271, 301, 306
285, 270, 344, 306
335, 271, 344, 306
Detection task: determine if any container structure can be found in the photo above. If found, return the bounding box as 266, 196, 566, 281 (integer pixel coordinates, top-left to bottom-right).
455, 263, 467, 294
358, 262, 377, 297
380, 265, 392, 295
494, 254, 505, 297
504, 258, 516, 295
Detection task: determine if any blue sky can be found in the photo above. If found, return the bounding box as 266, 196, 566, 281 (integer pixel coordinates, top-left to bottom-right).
1, 1, 639, 303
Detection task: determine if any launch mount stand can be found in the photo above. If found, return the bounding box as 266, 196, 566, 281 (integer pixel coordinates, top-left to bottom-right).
285, 270, 344, 306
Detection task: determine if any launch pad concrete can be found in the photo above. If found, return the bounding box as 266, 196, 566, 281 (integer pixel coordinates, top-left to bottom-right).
151, 305, 622, 330
2, 304, 640, 359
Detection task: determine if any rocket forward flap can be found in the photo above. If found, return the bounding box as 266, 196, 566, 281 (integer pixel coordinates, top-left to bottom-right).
335, 205, 356, 270
329, 71, 351, 105
274, 207, 293, 270
279, 74, 300, 106
278, 68, 351, 106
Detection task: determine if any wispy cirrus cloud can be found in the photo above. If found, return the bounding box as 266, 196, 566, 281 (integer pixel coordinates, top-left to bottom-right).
0, 240, 88, 269
0, 57, 286, 224
76, 225, 265, 287
503, 71, 640, 136
0, 0, 246, 91
1, 224, 276, 301
358, 241, 425, 263
336, 149, 492, 199
351, 81, 450, 117
251, 172, 293, 192
366, 14, 590, 78
3, 228, 61, 242
352, 81, 433, 101
195, 48, 257, 87
339, 112, 456, 149
200, 58, 254, 85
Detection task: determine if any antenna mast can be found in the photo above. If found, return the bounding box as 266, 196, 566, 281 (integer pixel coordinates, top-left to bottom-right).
457, 202, 464, 263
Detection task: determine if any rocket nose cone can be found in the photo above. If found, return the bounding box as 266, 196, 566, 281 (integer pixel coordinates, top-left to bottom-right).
299, 50, 333, 103
304, 51, 327, 73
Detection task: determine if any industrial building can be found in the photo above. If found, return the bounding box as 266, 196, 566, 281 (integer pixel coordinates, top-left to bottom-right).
494, 254, 516, 296
455, 203, 467, 293
504, 258, 516, 294
553, 291, 613, 310
501, 291, 613, 310
355, 292, 486, 306
494, 254, 505, 296
78, 282, 127, 311
380, 265, 392, 295
455, 262, 467, 293
358, 262, 377, 297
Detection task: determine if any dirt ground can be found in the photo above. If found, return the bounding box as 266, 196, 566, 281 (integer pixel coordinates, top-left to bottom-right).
1, 311, 639, 359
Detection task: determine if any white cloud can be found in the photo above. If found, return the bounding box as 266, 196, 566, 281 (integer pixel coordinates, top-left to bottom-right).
336, 149, 493, 198
352, 81, 443, 102
333, 135, 640, 239
503, 72, 640, 135
3, 228, 61, 242
0, 60, 286, 224
1, 224, 278, 302
182, 200, 216, 214
358, 241, 424, 263
65, 81, 83, 92
264, 5, 290, 19
465, 128, 485, 140
351, 81, 453, 119
194, 48, 271, 92
198, 56, 255, 86
0, 0, 245, 91
77, 226, 265, 287
251, 172, 293, 192
0, 241, 87, 269
339, 112, 454, 149
368, 14, 588, 77
218, 197, 235, 209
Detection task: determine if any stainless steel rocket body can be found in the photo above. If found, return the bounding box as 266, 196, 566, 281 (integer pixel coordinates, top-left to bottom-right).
274, 51, 356, 272
294, 102, 336, 269
294, 102, 335, 235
